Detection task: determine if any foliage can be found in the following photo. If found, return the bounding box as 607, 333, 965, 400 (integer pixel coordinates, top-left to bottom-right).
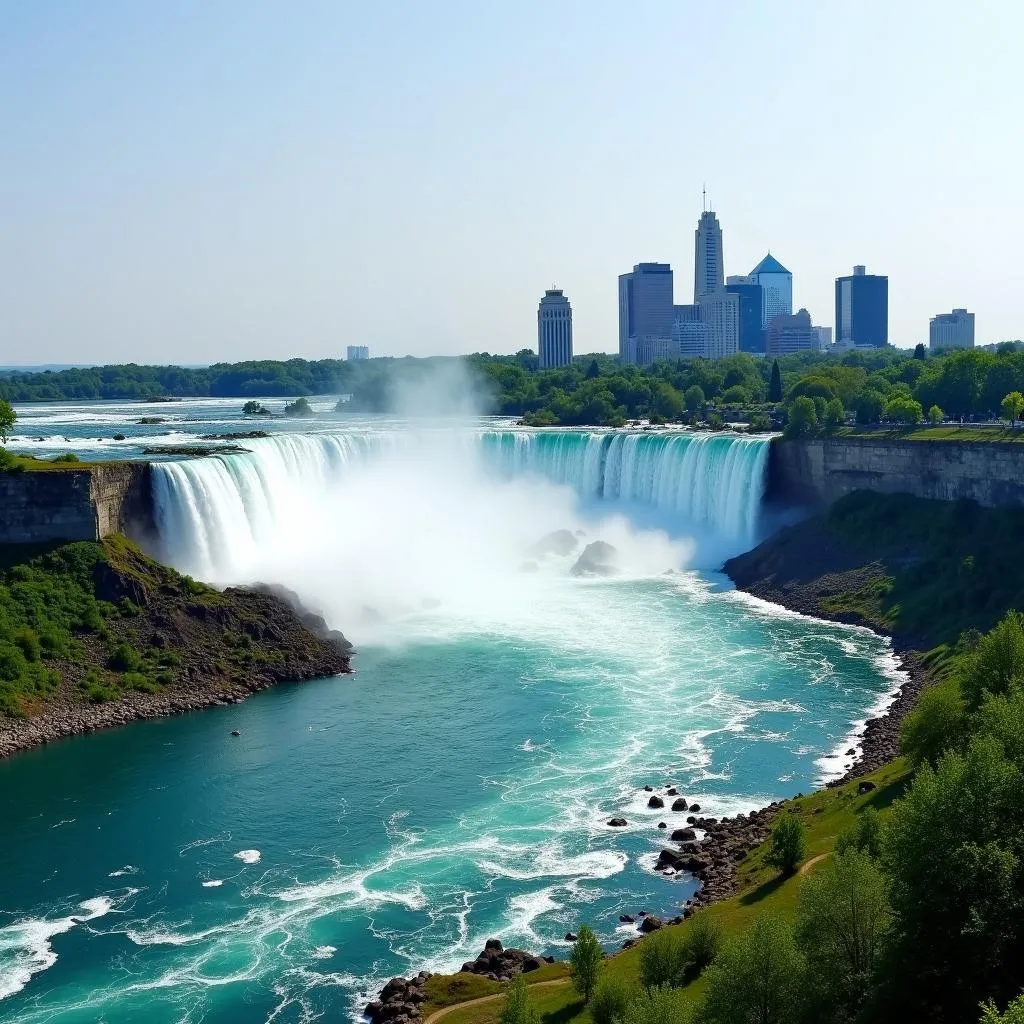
638, 928, 688, 990
928, 403, 944, 424
900, 679, 967, 766
795, 850, 890, 1019
283, 397, 314, 418
981, 996, 1024, 1023
0, 399, 15, 443
681, 911, 722, 976
835, 806, 883, 860
589, 974, 635, 1024
961, 611, 1024, 707
499, 975, 539, 1024
783, 396, 818, 439
914, 343, 927, 360
1000, 392, 1024, 424
767, 814, 807, 875
853, 389, 885, 424
884, 395, 924, 424
621, 985, 695, 1024
683, 385, 705, 412
701, 914, 806, 1024
768, 360, 783, 402
823, 397, 845, 433
242, 400, 269, 415
569, 925, 603, 1003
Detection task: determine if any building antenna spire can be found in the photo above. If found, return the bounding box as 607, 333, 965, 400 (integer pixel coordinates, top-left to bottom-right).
702, 184, 707, 213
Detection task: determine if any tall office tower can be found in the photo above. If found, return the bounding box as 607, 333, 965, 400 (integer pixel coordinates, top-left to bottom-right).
725, 275, 765, 354
929, 309, 975, 351
835, 265, 889, 346
765, 308, 820, 356
750, 254, 793, 329
346, 345, 369, 360
814, 327, 833, 351
671, 304, 704, 358
537, 288, 573, 368
698, 290, 740, 359
618, 263, 674, 364
694, 211, 725, 302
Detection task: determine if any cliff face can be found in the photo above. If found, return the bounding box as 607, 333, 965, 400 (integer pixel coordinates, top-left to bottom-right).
0, 463, 153, 545
768, 437, 1024, 509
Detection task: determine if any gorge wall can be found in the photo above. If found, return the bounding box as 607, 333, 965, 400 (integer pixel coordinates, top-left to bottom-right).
0, 463, 154, 545
767, 436, 1024, 510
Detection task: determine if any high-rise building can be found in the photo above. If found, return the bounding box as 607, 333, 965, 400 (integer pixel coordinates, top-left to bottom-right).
537, 288, 573, 368
750, 254, 793, 329
346, 345, 369, 360
765, 308, 819, 356
699, 291, 740, 359
694, 211, 724, 303
835, 265, 888, 347
618, 263, 674, 364
671, 304, 704, 358
725, 275, 764, 354
814, 326, 833, 351
929, 308, 975, 351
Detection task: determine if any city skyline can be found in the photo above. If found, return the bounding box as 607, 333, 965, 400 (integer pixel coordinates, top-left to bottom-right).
3, 3, 1022, 362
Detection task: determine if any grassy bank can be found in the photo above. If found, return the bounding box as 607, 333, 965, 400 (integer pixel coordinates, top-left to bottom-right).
422, 760, 909, 1024
837, 425, 1024, 443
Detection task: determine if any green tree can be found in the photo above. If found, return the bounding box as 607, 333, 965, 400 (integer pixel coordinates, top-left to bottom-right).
981, 995, 1024, 1023
853, 389, 885, 425
701, 915, 806, 1024
242, 400, 262, 415
284, 397, 314, 418
683, 385, 705, 412
961, 611, 1024, 707
768, 359, 783, 402
795, 850, 890, 1018
914, 342, 927, 360
783, 396, 818, 440
721, 384, 750, 405
883, 396, 924, 424
639, 928, 687, 990
1000, 391, 1024, 424
823, 397, 845, 433
499, 975, 540, 1024
569, 925, 604, 1003
900, 679, 967, 766
650, 382, 684, 421
767, 813, 807, 875
927, 403, 944, 424
0, 399, 16, 444
585, 359, 601, 379
836, 806, 884, 860
682, 911, 723, 977
590, 975, 635, 1024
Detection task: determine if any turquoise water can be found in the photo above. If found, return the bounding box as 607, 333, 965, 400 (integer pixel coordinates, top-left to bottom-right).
0, 407, 901, 1022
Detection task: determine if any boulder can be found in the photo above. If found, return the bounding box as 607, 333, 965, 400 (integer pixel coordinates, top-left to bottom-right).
529, 530, 579, 558
671, 798, 688, 812
657, 822, 666, 829
666, 787, 679, 796
670, 827, 697, 842
565, 932, 577, 942
522, 957, 543, 973
570, 541, 618, 577
484, 938, 503, 952
647, 795, 664, 809
607, 817, 628, 827
639, 916, 663, 933
643, 785, 653, 792
689, 803, 701, 813
619, 914, 635, 923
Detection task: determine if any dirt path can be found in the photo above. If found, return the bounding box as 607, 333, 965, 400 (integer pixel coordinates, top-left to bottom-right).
423, 980, 569, 1024
800, 852, 830, 876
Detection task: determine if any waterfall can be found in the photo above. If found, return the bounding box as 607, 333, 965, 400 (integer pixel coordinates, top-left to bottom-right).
151, 430, 770, 579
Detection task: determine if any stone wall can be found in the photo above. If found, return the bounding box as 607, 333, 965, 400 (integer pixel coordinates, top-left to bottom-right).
768, 437, 1024, 509
0, 464, 153, 545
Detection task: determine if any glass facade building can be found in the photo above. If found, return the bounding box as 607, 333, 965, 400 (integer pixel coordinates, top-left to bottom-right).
834, 265, 888, 347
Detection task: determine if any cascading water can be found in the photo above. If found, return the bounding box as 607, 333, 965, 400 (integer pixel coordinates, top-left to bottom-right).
152, 429, 770, 581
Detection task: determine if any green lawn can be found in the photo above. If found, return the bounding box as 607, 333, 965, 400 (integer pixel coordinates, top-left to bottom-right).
423, 759, 911, 1024
837, 425, 1024, 443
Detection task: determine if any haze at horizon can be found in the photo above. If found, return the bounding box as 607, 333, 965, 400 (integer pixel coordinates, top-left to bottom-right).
2, 0, 1021, 364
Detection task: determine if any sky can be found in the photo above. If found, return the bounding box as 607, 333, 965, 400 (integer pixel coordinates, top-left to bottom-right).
2, 1, 1022, 364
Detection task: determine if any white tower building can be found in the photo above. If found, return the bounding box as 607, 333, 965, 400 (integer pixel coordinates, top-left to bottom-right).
694, 211, 725, 303
537, 289, 573, 368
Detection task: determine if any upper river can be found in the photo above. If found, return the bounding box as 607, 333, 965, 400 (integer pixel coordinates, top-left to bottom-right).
0, 399, 901, 1023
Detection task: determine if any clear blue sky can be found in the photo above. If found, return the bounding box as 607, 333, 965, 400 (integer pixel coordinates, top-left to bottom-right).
2, 1, 1021, 363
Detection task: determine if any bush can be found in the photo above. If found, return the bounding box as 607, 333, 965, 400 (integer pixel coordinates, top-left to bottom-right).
681, 911, 722, 976
836, 806, 883, 860
283, 397, 314, 418
784, 396, 818, 439
823, 397, 845, 432
900, 679, 967, 766
108, 642, 142, 672
499, 975, 539, 1024
982, 995, 1024, 1023
590, 974, 635, 1024
766, 814, 807, 875
569, 924, 603, 1002
12, 627, 41, 663
883, 396, 923, 424
639, 928, 687, 989
961, 611, 1024, 707
928, 404, 944, 424
621, 985, 695, 1024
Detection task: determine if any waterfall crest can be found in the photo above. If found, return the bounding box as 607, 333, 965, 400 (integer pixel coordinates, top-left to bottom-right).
151, 430, 770, 579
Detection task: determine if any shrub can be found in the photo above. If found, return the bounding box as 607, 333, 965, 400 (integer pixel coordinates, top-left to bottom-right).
900, 679, 967, 766
569, 924, 603, 1003
928, 404, 944, 424
639, 927, 687, 989
982, 995, 1024, 1023
836, 806, 884, 860
681, 911, 722, 976
590, 974, 635, 1024
13, 627, 41, 663
823, 397, 845, 432
961, 611, 1024, 707
621, 985, 695, 1024
784, 396, 818, 439
499, 975, 539, 1024
766, 814, 807, 875
108, 642, 142, 672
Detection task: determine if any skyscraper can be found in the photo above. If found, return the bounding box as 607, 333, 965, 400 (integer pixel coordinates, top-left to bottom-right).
765, 309, 820, 356
694, 211, 724, 303
929, 309, 974, 351
698, 290, 740, 359
618, 263, 674, 364
725, 275, 764, 353
346, 345, 369, 360
750, 254, 793, 329
537, 288, 573, 368
835, 265, 888, 347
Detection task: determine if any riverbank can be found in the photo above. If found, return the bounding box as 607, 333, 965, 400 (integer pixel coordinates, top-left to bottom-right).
0, 536, 352, 758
